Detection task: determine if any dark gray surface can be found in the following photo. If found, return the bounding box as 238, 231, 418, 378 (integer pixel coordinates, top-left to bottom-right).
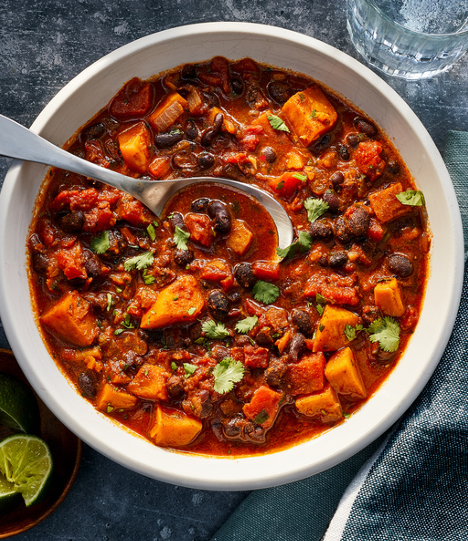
0, 1, 467, 539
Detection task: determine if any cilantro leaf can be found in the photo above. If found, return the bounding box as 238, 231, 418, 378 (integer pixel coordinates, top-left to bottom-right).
316, 293, 327, 304
235, 315, 258, 334
142, 269, 155, 285
316, 304, 324, 316
304, 198, 329, 223
201, 320, 230, 340
292, 172, 307, 182
344, 323, 364, 342
368, 317, 400, 352
213, 357, 244, 394
276, 230, 312, 259
254, 409, 270, 425
267, 114, 290, 133
90, 230, 110, 254
183, 363, 197, 378
187, 307, 196, 316
147, 223, 156, 241
174, 226, 191, 250
252, 280, 280, 304
396, 190, 425, 206
124, 251, 154, 271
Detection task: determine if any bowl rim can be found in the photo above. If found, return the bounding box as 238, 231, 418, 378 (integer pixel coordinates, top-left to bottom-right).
0, 22, 464, 490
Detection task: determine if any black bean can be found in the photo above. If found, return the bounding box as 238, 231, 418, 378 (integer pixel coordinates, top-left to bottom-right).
166, 375, 184, 399
267, 81, 292, 104
83, 122, 106, 141
265, 357, 287, 387
255, 329, 274, 347
322, 191, 340, 214
201, 128, 216, 147
83, 251, 102, 277
172, 150, 197, 169
202, 91, 219, 108
169, 212, 185, 231
208, 290, 231, 320
185, 119, 198, 140
181, 64, 196, 79
309, 220, 334, 241
291, 310, 312, 337
388, 160, 401, 175
228, 291, 241, 304
213, 113, 224, 133
234, 262, 256, 288
224, 418, 242, 437
347, 208, 370, 237
338, 143, 350, 161
78, 372, 97, 398
222, 163, 245, 181
354, 117, 377, 137
60, 210, 85, 233
261, 146, 277, 163
329, 251, 348, 268
331, 171, 345, 191
154, 131, 184, 149
347, 133, 360, 147
31, 252, 49, 274
207, 200, 231, 234
191, 198, 210, 213
231, 78, 244, 95
387, 254, 414, 277
314, 134, 332, 151
289, 333, 306, 362
318, 255, 329, 267
198, 152, 214, 169
174, 248, 194, 267
334, 215, 353, 244
101, 230, 127, 259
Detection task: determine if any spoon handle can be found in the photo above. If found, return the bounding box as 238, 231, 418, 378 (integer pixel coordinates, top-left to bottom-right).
0, 114, 143, 196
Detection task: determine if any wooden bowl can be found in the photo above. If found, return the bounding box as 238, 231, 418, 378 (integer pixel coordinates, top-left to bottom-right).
0, 349, 82, 538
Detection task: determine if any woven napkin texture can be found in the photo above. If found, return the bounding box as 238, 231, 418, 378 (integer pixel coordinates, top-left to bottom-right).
211, 131, 468, 541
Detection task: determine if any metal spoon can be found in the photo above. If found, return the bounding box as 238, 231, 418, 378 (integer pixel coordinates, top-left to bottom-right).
0, 115, 294, 248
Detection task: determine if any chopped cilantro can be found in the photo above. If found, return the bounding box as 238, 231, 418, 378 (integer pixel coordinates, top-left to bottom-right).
276, 180, 285, 190
304, 198, 329, 223
310, 109, 317, 118
316, 304, 324, 316
267, 114, 290, 133
276, 230, 312, 259
254, 409, 270, 425
368, 317, 400, 352
213, 357, 244, 394
171, 361, 177, 371
114, 328, 124, 336
316, 293, 327, 304
147, 223, 156, 241
90, 230, 110, 254
183, 363, 197, 378
174, 226, 191, 250
343, 412, 351, 419
252, 280, 280, 305
106, 293, 113, 312
235, 315, 258, 334
124, 251, 154, 271
344, 323, 364, 342
396, 190, 425, 206
202, 319, 230, 340
142, 269, 155, 285
187, 307, 196, 316
292, 172, 307, 182
121, 313, 135, 329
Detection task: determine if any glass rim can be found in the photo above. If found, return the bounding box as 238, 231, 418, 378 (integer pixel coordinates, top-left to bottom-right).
362, 0, 468, 39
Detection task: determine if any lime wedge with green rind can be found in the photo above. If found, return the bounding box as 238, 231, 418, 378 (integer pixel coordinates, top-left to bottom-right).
0, 472, 22, 514
0, 373, 40, 434
0, 434, 53, 506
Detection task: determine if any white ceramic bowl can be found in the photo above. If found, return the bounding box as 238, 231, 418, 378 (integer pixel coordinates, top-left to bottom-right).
0, 23, 463, 490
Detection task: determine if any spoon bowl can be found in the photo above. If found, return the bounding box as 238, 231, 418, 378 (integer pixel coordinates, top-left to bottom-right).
0, 114, 294, 249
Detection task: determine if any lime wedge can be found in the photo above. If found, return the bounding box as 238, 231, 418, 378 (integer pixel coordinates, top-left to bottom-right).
0, 373, 40, 434
0, 434, 53, 506
0, 472, 22, 514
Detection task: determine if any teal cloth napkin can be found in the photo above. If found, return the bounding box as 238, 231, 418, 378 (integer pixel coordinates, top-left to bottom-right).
211, 131, 468, 541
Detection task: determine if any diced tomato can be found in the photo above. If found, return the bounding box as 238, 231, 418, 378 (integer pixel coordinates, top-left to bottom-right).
57, 243, 87, 280
110, 78, 153, 120
226, 153, 248, 164
240, 134, 260, 151
367, 217, 385, 242
116, 194, 153, 226
270, 172, 304, 200
231, 58, 260, 76
200, 259, 234, 290
82, 203, 116, 233
51, 188, 98, 213
252, 261, 281, 281
243, 344, 269, 368
244, 125, 264, 135
210, 57, 230, 94
185, 213, 215, 247
354, 141, 385, 181
244, 298, 265, 317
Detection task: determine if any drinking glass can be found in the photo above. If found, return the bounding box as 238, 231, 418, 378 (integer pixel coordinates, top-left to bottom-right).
347, 0, 468, 79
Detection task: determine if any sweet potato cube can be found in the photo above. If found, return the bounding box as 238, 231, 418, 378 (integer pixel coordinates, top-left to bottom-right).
282, 86, 337, 146
325, 347, 366, 400
243, 385, 283, 428
149, 405, 202, 447
295, 385, 342, 422
226, 219, 254, 256
96, 383, 138, 412
41, 291, 97, 347
118, 122, 152, 174
140, 275, 205, 329
148, 92, 188, 132
185, 213, 215, 247
313, 305, 360, 352
368, 182, 411, 224
285, 352, 326, 396
374, 278, 405, 317
127, 364, 169, 401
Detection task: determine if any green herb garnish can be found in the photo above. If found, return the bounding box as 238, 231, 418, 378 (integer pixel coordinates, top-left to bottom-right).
183, 363, 197, 378
252, 280, 280, 305
267, 114, 290, 133
368, 317, 400, 352
396, 190, 425, 206
90, 231, 110, 254
124, 251, 154, 271
213, 357, 244, 394
276, 230, 312, 259
201, 320, 230, 340
173, 226, 191, 250
304, 198, 329, 223
235, 315, 259, 334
